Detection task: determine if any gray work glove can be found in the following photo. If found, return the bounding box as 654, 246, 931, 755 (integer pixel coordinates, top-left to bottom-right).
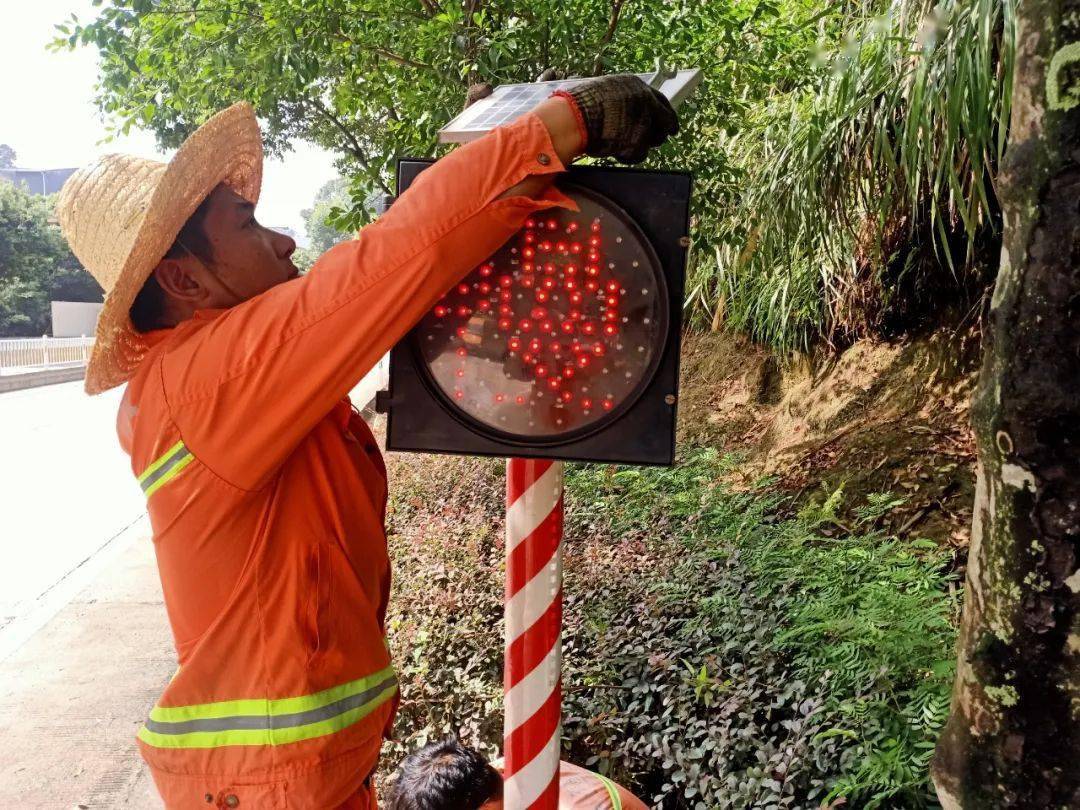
555, 74, 679, 164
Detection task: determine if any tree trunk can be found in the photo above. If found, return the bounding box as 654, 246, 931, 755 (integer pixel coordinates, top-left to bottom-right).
931, 1, 1080, 806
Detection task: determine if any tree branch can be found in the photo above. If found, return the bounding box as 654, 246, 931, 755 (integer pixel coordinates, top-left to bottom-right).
304, 99, 392, 197
592, 0, 628, 75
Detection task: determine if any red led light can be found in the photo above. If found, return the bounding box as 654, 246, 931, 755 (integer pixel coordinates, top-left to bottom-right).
525, 218, 536, 228
417, 199, 662, 439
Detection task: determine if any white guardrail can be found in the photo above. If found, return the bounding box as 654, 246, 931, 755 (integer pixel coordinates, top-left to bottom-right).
0, 336, 94, 373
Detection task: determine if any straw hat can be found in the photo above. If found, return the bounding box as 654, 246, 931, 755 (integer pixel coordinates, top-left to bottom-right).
56, 102, 263, 394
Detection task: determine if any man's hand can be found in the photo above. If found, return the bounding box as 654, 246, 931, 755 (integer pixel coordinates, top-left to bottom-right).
553, 75, 679, 165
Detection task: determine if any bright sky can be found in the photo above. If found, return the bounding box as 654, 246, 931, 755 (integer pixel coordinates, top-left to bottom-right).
0, 2, 338, 242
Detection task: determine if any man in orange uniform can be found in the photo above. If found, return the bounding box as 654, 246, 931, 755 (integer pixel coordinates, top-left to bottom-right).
56, 76, 676, 809
384, 737, 648, 810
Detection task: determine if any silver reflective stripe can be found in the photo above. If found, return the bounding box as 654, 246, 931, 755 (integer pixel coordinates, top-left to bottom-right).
142, 673, 398, 735
139, 443, 193, 494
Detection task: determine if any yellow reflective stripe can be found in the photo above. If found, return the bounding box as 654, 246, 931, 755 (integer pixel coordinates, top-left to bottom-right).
142, 451, 194, 498
137, 440, 185, 484
149, 663, 396, 724
138, 680, 398, 750
137, 440, 195, 499
595, 773, 622, 810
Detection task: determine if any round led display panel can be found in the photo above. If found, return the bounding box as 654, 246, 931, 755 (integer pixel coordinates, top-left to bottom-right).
413, 184, 668, 443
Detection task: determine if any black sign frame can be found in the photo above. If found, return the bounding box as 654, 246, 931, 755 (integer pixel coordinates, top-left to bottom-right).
378, 159, 691, 467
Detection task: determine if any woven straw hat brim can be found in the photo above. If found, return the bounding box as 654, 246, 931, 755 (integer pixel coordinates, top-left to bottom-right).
57, 102, 263, 394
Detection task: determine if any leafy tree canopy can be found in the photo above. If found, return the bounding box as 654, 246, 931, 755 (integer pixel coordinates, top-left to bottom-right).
0, 182, 102, 336
53, 0, 824, 233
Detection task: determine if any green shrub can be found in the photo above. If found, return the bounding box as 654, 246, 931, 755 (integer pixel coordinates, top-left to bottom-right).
563, 452, 957, 808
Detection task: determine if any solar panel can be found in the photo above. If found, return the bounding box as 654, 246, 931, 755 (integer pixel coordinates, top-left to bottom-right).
438, 68, 702, 144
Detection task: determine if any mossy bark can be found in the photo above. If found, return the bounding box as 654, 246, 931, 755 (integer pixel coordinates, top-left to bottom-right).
931, 1, 1080, 806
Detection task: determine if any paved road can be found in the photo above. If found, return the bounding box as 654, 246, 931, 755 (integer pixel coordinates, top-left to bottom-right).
0, 381, 146, 647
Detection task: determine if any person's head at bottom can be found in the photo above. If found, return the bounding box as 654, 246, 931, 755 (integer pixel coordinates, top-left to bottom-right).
384, 736, 502, 810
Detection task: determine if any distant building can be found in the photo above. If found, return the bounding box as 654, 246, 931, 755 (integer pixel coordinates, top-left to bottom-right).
0, 167, 77, 196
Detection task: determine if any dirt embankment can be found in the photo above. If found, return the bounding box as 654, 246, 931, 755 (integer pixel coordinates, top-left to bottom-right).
677, 327, 981, 550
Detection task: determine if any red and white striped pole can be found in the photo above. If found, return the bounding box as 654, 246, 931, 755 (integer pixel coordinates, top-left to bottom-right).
503, 458, 564, 809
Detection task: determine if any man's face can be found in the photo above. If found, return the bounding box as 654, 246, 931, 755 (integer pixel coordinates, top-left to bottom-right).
195, 185, 299, 306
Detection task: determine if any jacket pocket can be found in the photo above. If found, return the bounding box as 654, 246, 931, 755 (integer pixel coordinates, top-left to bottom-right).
305, 539, 333, 666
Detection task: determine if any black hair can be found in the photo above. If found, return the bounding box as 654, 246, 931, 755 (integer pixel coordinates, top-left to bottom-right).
129, 190, 217, 333
384, 736, 502, 810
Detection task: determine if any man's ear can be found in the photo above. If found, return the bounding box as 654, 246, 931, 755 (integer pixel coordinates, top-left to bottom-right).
154, 257, 207, 305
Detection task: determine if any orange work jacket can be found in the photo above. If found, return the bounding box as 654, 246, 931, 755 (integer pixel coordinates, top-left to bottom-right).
119, 110, 578, 809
